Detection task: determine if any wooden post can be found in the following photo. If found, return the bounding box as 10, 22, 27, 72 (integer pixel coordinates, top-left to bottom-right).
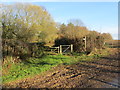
60, 45, 62, 54
84, 36, 86, 51
58, 47, 59, 53
71, 44, 73, 53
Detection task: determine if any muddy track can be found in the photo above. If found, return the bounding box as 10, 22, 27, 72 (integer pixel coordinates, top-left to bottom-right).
3, 48, 120, 88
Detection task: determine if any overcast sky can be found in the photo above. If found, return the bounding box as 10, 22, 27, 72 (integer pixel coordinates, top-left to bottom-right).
1, 1, 119, 40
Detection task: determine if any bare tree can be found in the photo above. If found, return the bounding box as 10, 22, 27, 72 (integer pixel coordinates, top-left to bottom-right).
67, 19, 85, 26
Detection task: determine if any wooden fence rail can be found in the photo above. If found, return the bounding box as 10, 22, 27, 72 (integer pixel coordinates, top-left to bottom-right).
50, 44, 73, 54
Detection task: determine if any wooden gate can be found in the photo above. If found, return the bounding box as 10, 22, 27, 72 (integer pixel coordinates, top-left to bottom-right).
50, 47, 59, 53
59, 44, 73, 54
49, 44, 73, 54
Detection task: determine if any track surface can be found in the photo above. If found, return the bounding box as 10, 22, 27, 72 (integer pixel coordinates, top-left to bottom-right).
3, 48, 120, 88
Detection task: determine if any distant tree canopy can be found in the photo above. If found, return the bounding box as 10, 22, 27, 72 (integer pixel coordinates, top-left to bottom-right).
1, 3, 57, 43
1, 3, 57, 57
55, 20, 90, 52
101, 33, 113, 42
67, 19, 85, 27
55, 20, 108, 52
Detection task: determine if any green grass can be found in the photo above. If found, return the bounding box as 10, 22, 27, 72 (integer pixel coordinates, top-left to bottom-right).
2, 54, 77, 83
2, 52, 105, 84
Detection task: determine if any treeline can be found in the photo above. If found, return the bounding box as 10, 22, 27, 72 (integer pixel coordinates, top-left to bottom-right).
1, 3, 113, 60
56, 23, 110, 53
1, 3, 58, 59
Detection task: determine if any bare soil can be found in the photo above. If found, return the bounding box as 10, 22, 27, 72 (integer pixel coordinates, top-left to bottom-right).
3, 48, 120, 88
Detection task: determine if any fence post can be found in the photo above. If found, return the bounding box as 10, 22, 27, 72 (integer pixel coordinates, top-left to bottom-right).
85, 36, 86, 51
58, 47, 59, 53
60, 45, 62, 54
71, 44, 73, 53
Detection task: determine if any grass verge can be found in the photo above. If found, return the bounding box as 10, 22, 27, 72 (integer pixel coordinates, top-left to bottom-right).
2, 54, 78, 83
2, 48, 110, 84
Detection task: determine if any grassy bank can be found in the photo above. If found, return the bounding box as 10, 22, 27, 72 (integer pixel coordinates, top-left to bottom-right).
2, 48, 110, 84
2, 54, 76, 83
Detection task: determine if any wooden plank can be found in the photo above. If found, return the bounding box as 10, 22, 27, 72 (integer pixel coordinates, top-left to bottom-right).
60, 45, 71, 46
63, 46, 70, 53
50, 47, 59, 48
